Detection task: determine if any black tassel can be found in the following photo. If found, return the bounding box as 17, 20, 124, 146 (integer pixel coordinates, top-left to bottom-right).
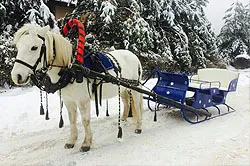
154, 97, 157, 122
95, 99, 99, 117
45, 92, 49, 120
40, 90, 44, 115
99, 84, 103, 106
154, 110, 157, 122
117, 126, 122, 138
128, 106, 133, 117
45, 109, 50, 120
59, 115, 64, 128
106, 100, 109, 116
40, 104, 45, 115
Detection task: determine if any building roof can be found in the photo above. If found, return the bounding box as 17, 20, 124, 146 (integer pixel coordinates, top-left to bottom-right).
54, 0, 77, 6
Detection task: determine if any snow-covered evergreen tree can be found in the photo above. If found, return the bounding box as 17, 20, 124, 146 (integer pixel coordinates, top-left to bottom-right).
0, 0, 57, 33
181, 0, 219, 69
217, 1, 250, 63
0, 0, 57, 87
0, 33, 15, 87
0, 2, 6, 26
139, 0, 219, 72
0, 0, 223, 86
73, 0, 220, 73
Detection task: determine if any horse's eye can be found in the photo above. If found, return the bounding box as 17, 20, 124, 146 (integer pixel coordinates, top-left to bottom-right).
31, 46, 38, 51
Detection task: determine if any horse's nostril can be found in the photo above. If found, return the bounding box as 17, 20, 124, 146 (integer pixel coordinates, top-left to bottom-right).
17, 74, 22, 82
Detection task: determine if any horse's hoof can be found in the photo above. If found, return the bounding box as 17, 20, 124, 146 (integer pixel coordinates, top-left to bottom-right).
135, 129, 142, 134
64, 144, 74, 149
80, 146, 90, 152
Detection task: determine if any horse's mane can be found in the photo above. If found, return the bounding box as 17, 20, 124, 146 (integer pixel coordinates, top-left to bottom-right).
14, 24, 72, 67
47, 30, 72, 67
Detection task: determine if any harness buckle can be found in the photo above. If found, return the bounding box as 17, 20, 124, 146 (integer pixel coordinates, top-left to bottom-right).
41, 67, 48, 73
48, 65, 52, 70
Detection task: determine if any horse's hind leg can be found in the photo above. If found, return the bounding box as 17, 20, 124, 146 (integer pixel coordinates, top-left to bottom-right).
78, 100, 93, 152
131, 90, 143, 134
121, 90, 130, 121
64, 101, 78, 149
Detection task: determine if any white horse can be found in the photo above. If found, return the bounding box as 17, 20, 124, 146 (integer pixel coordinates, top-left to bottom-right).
11, 24, 143, 152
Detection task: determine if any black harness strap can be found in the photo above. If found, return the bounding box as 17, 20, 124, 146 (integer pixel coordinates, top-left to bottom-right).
99, 83, 103, 106
14, 59, 34, 70
86, 52, 120, 117
30, 68, 74, 94
86, 78, 92, 98
92, 79, 99, 117
104, 52, 121, 75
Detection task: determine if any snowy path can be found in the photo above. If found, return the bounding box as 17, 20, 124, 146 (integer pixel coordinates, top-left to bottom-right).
0, 69, 249, 165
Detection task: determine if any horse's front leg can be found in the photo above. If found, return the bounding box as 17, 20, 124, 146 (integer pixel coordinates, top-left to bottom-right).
64, 101, 78, 149
78, 100, 92, 152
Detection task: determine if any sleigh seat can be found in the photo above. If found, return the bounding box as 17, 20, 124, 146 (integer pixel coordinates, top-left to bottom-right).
187, 68, 239, 116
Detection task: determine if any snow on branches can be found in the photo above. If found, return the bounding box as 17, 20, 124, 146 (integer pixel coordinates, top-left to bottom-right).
100, 0, 117, 24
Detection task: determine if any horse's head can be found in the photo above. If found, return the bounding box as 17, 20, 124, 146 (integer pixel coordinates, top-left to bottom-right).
11, 24, 50, 85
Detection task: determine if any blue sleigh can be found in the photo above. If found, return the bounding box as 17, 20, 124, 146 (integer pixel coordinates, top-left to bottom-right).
146, 68, 239, 124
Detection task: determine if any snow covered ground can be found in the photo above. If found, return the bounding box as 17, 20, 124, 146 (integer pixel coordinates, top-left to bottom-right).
0, 68, 249, 165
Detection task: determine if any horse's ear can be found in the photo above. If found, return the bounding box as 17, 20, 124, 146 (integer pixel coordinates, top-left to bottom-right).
13, 30, 26, 45
38, 26, 50, 37
14, 24, 39, 44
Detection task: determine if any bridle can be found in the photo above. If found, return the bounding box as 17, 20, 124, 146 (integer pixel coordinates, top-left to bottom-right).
14, 35, 55, 74
14, 33, 73, 94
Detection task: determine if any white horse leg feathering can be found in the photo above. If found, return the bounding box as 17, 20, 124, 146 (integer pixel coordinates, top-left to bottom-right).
11, 24, 143, 152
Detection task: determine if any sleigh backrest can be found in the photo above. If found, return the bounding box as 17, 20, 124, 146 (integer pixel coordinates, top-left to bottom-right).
192, 68, 239, 92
